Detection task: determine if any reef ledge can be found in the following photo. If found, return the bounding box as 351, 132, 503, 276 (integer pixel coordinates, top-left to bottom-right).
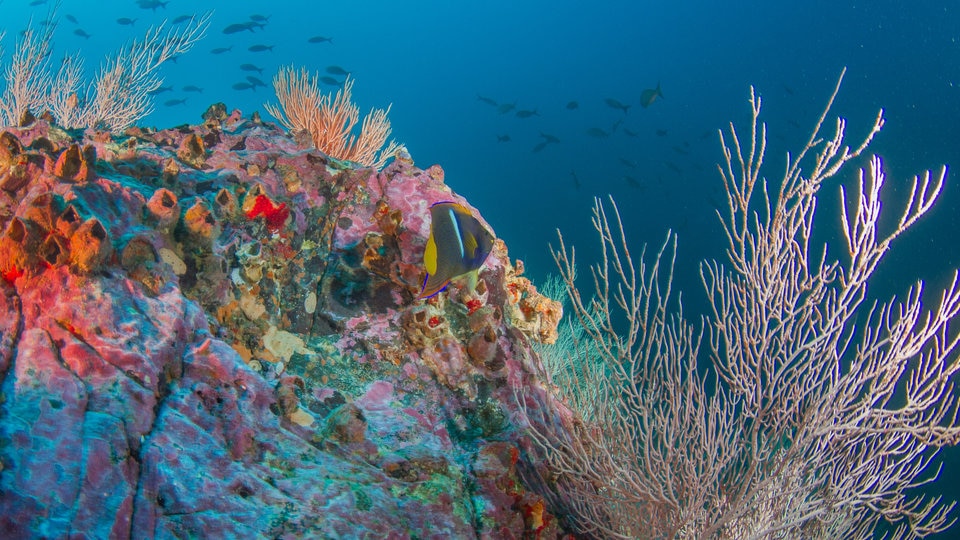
0, 106, 571, 538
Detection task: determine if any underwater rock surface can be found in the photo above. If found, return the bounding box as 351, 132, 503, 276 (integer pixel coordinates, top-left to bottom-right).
0, 107, 568, 538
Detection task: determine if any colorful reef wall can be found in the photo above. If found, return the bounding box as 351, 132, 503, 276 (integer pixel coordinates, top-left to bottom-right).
0, 105, 570, 538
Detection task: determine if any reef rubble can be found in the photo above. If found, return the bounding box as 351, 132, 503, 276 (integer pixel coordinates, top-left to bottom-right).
0, 106, 570, 538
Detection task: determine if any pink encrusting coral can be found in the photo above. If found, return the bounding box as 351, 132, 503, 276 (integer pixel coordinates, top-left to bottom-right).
0, 103, 569, 538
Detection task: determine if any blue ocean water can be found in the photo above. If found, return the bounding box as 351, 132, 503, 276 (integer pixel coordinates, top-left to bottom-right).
3, 0, 959, 534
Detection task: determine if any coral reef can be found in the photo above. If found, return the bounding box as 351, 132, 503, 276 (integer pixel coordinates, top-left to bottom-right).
0, 104, 569, 538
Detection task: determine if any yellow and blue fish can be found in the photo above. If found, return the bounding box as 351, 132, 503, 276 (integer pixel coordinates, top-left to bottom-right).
419, 201, 495, 299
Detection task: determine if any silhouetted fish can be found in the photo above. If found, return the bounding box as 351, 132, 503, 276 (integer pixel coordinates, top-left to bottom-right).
136, 0, 168, 11
587, 127, 609, 138
248, 44, 273, 53
29, 0, 47, 6
73, 28, 91, 39
246, 76, 266, 88
624, 175, 641, 188
232, 82, 255, 91
664, 161, 682, 173
172, 15, 193, 24
604, 98, 630, 114
539, 132, 560, 144
496, 134, 510, 143
622, 127, 639, 137
148, 85, 173, 95
566, 101, 579, 110
326, 65, 349, 76
210, 46, 232, 54
640, 82, 663, 108
571, 170, 582, 189
319, 76, 341, 86
164, 98, 187, 106
497, 102, 516, 114
116, 17, 137, 26
249, 14, 271, 23
65, 14, 78, 24
532, 141, 549, 153
515, 109, 538, 118
308, 35, 333, 44
223, 22, 258, 34
476, 95, 497, 106
240, 63, 263, 74
182, 85, 204, 93
619, 157, 638, 168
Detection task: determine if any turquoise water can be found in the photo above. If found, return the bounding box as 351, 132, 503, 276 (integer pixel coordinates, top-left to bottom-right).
3, 0, 959, 534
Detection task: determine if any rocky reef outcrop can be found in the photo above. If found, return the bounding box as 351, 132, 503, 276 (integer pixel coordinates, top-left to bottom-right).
0, 105, 569, 538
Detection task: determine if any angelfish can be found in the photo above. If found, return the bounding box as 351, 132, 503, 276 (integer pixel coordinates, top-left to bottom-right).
419, 201, 495, 299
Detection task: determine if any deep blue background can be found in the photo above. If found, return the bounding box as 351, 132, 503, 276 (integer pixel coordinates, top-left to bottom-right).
4, 0, 960, 533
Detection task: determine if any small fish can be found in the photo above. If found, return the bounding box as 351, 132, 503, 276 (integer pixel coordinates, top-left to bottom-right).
148, 85, 174, 95
604, 98, 630, 115
539, 132, 560, 144
782, 83, 795, 96
246, 76, 266, 88
182, 85, 204, 93
326, 65, 349, 76
622, 127, 639, 138
249, 14, 271, 22
239, 63, 263, 74
172, 15, 193, 24
210, 46, 233, 54
223, 22, 258, 34
640, 82, 664, 108
419, 201, 495, 299
532, 141, 549, 153
476, 95, 497, 107
232, 82, 254, 91
565, 101, 579, 110
671, 145, 688, 155
624, 175, 641, 188
29, 0, 47, 5
308, 35, 333, 44
496, 134, 510, 143
587, 127, 609, 138
664, 161, 682, 173
116, 17, 137, 26
571, 170, 582, 189
248, 44, 274, 53
65, 14, 78, 24
619, 157, 638, 168
319, 76, 342, 86
655, 129, 668, 137
515, 109, 539, 118
136, 0, 168, 11
164, 98, 187, 106
73, 28, 91, 39
496, 102, 516, 115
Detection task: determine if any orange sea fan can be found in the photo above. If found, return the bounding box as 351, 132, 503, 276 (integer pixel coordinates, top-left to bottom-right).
265, 66, 400, 169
